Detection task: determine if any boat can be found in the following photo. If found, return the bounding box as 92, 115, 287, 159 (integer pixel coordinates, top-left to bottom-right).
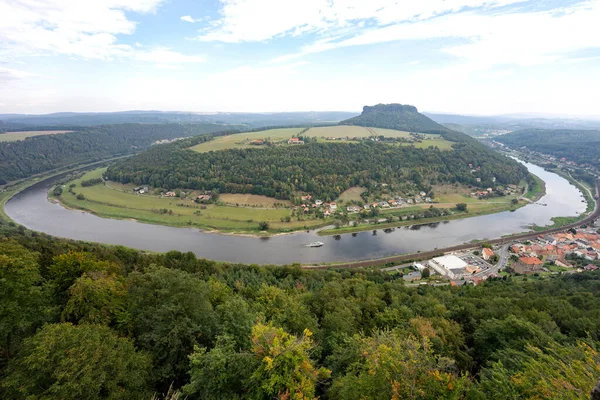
307, 241, 324, 247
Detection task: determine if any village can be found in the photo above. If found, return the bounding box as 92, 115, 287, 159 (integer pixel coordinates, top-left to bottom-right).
296, 192, 434, 217
389, 224, 600, 287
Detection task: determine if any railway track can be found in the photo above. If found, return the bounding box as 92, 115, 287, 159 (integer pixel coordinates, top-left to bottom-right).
307, 180, 600, 270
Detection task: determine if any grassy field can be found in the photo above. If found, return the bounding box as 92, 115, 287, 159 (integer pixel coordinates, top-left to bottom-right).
190, 128, 304, 152
56, 168, 325, 234
337, 187, 366, 203
0, 130, 72, 142
190, 126, 454, 153
524, 174, 546, 201
219, 194, 291, 207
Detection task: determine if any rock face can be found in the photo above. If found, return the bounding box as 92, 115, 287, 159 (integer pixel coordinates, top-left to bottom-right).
592, 381, 600, 400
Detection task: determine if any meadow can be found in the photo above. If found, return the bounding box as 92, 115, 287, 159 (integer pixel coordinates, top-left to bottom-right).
0, 130, 72, 142
190, 125, 454, 153
57, 168, 325, 234
190, 128, 304, 152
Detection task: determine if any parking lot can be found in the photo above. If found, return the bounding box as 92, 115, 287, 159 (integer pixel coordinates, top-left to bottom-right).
458, 253, 493, 271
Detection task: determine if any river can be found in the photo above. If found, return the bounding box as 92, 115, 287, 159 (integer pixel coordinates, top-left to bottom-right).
4, 161, 587, 264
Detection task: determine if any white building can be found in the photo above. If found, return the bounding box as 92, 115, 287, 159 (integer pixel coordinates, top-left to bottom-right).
428, 255, 468, 279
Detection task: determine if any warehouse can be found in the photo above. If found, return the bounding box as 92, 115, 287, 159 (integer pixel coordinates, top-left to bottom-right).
428, 255, 468, 279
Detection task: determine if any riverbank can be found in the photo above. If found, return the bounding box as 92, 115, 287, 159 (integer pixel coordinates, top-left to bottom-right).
52, 166, 532, 237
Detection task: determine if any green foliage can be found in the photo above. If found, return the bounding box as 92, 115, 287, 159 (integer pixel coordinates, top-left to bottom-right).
127, 266, 217, 386
0, 123, 237, 182
421, 267, 431, 279
107, 141, 528, 201
52, 185, 62, 196
2, 227, 600, 398
258, 221, 269, 231
329, 331, 470, 399
340, 103, 450, 134
0, 242, 53, 358
80, 177, 103, 187
456, 203, 468, 211
62, 271, 128, 326
496, 128, 600, 169
248, 323, 330, 400
1, 323, 151, 400
76, 193, 85, 200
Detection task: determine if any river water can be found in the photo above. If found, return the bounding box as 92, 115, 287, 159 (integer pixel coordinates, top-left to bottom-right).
5, 161, 586, 264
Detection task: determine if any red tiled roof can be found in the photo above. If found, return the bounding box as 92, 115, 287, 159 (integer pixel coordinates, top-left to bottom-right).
519, 256, 542, 265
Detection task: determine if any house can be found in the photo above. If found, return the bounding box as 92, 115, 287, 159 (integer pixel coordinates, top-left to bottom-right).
301, 195, 312, 201
196, 194, 212, 202
324, 210, 331, 217
315, 199, 323, 206
164, 191, 176, 197
250, 139, 264, 145
584, 264, 598, 271
303, 207, 309, 212
482, 248, 494, 261
425, 197, 432, 203
287, 137, 304, 145
419, 191, 426, 197
363, 204, 370, 210
514, 256, 543, 274
330, 202, 337, 211
388, 199, 397, 206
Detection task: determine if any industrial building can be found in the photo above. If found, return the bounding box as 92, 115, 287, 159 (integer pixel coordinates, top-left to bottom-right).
428, 255, 468, 279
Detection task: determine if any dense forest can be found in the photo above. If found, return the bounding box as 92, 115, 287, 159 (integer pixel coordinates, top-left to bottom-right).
106, 139, 529, 201
496, 129, 600, 168
340, 104, 451, 134
1, 222, 600, 399
0, 123, 242, 182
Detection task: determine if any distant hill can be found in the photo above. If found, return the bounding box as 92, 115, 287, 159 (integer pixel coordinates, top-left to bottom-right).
340, 104, 449, 134
496, 128, 600, 168
0, 111, 357, 128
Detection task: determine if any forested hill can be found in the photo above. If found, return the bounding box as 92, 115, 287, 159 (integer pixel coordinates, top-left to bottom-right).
0, 123, 241, 183
1, 223, 600, 399
107, 137, 529, 201
340, 103, 451, 134
496, 129, 600, 168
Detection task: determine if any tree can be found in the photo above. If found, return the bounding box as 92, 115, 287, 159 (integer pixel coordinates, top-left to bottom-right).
0, 241, 53, 358
258, 221, 269, 231
62, 271, 128, 326
329, 332, 469, 399
247, 323, 330, 399
53, 186, 63, 196
184, 335, 257, 399
456, 203, 468, 211
127, 266, 216, 387
421, 267, 431, 279
1, 323, 151, 400
76, 193, 85, 200
511, 198, 518, 205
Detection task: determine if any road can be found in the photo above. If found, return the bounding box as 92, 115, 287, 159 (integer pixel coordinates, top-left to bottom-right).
309, 179, 600, 270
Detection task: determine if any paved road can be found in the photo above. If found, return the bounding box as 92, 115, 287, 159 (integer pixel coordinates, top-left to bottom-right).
311, 179, 600, 270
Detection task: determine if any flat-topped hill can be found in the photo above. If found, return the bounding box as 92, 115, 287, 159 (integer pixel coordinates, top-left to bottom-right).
340, 103, 450, 134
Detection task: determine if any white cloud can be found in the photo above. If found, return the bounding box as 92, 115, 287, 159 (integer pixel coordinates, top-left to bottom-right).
181, 15, 195, 23
0, 67, 39, 83
0, 1, 206, 69
196, 0, 525, 43
270, 1, 600, 70
135, 47, 206, 64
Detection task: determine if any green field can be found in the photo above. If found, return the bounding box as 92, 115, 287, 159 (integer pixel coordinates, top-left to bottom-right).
337, 187, 367, 203
0, 130, 73, 142
56, 168, 326, 234
190, 126, 454, 153
190, 128, 304, 152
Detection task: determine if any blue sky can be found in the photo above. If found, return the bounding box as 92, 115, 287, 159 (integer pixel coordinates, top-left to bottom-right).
0, 0, 599, 116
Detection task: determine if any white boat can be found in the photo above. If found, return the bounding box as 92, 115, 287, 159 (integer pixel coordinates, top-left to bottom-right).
307, 241, 324, 247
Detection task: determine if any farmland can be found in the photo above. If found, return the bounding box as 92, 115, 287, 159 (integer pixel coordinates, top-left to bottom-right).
56, 168, 325, 234
190, 125, 454, 153
0, 130, 72, 142
190, 128, 304, 152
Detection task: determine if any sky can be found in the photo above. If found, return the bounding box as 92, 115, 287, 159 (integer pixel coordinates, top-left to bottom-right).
0, 0, 599, 116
